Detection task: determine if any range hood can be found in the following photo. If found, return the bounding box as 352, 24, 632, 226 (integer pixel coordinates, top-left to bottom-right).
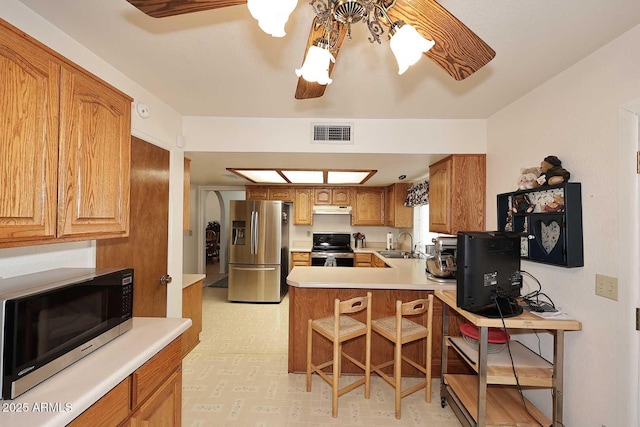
312, 205, 352, 215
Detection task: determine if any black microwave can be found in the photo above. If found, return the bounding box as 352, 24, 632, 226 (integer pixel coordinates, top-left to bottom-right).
0, 268, 133, 400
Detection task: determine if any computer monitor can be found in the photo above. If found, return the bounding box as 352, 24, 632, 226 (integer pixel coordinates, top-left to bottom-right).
456, 231, 523, 318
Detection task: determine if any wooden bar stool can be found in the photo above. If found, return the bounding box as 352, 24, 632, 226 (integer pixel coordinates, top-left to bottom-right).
306, 292, 372, 417
371, 295, 434, 419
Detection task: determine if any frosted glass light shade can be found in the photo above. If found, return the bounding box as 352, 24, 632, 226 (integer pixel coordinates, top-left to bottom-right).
247, 0, 298, 37
389, 24, 435, 75
295, 45, 335, 85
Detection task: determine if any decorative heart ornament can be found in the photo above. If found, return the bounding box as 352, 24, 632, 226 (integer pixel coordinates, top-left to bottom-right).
540, 221, 561, 254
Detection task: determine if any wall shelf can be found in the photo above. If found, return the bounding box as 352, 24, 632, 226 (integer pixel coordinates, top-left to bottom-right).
497, 183, 583, 267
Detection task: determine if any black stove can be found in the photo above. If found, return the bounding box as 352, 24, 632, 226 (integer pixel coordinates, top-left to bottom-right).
311, 232, 354, 266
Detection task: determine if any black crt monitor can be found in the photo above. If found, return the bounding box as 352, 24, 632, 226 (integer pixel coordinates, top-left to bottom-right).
456, 231, 523, 318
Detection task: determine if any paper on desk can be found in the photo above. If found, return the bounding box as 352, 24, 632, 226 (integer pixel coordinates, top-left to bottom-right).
530, 309, 575, 320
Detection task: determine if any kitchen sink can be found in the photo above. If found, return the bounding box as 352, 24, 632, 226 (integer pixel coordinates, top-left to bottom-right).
377, 250, 415, 259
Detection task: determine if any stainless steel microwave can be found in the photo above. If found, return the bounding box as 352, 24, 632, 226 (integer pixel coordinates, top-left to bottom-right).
0, 268, 134, 400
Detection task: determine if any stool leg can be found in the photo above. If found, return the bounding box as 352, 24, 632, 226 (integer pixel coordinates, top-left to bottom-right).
332, 336, 340, 417
306, 320, 312, 392
425, 334, 432, 403
395, 339, 402, 419
365, 330, 371, 399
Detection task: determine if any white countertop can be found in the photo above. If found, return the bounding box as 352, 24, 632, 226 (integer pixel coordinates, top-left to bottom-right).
0, 317, 191, 427
183, 273, 206, 289
287, 249, 456, 291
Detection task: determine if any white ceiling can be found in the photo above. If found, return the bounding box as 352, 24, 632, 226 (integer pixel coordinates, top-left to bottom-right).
16, 0, 640, 185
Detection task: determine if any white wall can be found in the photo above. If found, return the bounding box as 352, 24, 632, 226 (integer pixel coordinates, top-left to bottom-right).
487, 23, 640, 427
0, 1, 185, 316
183, 187, 199, 274
182, 117, 486, 154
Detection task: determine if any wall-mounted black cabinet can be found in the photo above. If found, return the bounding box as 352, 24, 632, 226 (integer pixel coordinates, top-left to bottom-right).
497, 183, 583, 267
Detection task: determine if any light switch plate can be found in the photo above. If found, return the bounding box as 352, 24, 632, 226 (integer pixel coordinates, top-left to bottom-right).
595, 274, 618, 300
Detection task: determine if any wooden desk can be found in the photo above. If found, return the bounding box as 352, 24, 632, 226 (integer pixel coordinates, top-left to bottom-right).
435, 290, 582, 427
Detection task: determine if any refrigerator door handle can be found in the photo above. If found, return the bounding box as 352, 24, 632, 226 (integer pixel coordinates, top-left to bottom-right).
252, 210, 259, 255
231, 266, 277, 271
250, 210, 256, 255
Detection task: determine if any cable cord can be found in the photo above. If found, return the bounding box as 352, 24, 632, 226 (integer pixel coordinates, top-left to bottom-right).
493, 295, 546, 427
520, 270, 556, 309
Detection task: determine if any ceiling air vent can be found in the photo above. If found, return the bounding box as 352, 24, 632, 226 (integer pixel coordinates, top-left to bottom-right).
312, 123, 353, 144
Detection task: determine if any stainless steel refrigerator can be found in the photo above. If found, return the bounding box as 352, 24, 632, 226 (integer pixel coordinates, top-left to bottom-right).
228, 200, 290, 302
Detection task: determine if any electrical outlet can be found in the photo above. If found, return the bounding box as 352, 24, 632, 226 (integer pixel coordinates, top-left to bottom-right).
595, 274, 618, 301
306, 230, 311, 237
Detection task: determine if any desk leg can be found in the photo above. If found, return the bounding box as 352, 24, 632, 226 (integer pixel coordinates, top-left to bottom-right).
477, 326, 488, 427
553, 330, 565, 426
440, 303, 449, 407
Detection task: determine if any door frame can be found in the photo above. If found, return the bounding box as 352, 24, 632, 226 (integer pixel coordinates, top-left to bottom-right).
617, 102, 640, 426
197, 186, 246, 276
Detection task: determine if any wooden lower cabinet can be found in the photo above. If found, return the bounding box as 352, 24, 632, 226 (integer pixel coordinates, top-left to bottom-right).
354, 253, 373, 267
128, 368, 182, 427
69, 377, 131, 427
69, 338, 183, 427
291, 251, 311, 269
355, 253, 387, 268
372, 255, 388, 268
182, 280, 203, 357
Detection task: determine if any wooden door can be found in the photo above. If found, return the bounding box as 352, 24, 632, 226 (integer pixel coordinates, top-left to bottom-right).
0, 23, 60, 245
96, 137, 169, 317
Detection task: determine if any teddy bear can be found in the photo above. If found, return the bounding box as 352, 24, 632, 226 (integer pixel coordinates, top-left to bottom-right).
517, 167, 541, 190
542, 194, 565, 212
536, 155, 570, 186
512, 194, 534, 214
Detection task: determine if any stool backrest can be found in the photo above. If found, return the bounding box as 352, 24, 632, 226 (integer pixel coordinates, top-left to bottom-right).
400, 296, 433, 316
333, 292, 372, 336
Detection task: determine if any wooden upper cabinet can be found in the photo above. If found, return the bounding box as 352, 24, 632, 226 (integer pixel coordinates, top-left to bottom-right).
246, 186, 269, 201
268, 187, 293, 202
0, 24, 60, 245
314, 188, 332, 205
246, 186, 293, 202
294, 188, 313, 225
314, 188, 351, 205
332, 188, 351, 205
429, 154, 486, 235
0, 19, 132, 247
386, 183, 413, 228
352, 187, 385, 226
57, 66, 131, 239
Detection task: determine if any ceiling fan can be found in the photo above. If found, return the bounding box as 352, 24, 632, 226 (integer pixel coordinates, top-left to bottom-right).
126, 0, 495, 100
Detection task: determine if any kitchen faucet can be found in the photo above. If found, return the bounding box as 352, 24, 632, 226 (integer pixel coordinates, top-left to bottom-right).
396, 231, 414, 256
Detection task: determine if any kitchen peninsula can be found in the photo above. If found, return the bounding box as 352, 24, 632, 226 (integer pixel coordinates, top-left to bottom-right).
286, 251, 470, 376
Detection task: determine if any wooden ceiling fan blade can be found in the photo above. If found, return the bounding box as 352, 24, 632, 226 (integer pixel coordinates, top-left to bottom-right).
295, 18, 347, 100
387, 0, 495, 81
126, 0, 246, 18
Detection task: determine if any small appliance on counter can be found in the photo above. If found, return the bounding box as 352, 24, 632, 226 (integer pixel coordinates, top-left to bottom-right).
426, 236, 457, 282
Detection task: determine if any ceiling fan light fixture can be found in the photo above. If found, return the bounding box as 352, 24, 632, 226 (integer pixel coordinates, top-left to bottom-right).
247, 0, 298, 37
295, 41, 335, 85
389, 22, 435, 75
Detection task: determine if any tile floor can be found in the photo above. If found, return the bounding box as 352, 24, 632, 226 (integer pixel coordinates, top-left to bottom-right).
182, 286, 462, 427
